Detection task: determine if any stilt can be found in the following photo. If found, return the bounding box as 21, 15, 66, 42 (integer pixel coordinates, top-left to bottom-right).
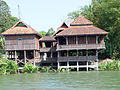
15, 51, 17, 64
96, 59, 98, 71
58, 61, 60, 69
67, 61, 69, 71
24, 50, 26, 65
33, 50, 36, 67
86, 61, 88, 71
77, 61, 79, 71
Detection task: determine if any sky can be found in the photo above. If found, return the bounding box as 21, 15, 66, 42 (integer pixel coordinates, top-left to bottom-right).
4, 0, 91, 32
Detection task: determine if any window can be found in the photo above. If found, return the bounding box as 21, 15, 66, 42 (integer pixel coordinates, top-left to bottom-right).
68, 36, 76, 44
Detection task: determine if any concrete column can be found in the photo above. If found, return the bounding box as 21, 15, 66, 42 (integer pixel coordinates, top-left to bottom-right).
51, 52, 53, 58
86, 61, 88, 71
76, 36, 78, 44
66, 37, 68, 45
58, 61, 60, 69
67, 61, 69, 68
77, 61, 79, 71
96, 35, 98, 44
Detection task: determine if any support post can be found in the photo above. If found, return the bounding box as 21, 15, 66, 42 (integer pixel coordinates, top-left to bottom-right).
86, 35, 88, 44
67, 61, 69, 69
58, 61, 60, 70
86, 61, 88, 71
15, 51, 17, 64
96, 50, 98, 71
33, 50, 36, 67
24, 50, 26, 65
66, 37, 68, 45
77, 61, 79, 71
96, 35, 98, 44
76, 36, 78, 44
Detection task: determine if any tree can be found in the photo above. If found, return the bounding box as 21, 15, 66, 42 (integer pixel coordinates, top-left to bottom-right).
39, 31, 47, 36
0, 0, 18, 54
0, 0, 18, 33
67, 0, 120, 59
46, 28, 55, 36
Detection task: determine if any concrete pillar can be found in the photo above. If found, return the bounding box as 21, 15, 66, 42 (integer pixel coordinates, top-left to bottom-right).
66, 37, 68, 45
58, 61, 60, 69
76, 36, 78, 44
86, 61, 88, 71
96, 35, 98, 44
77, 61, 79, 71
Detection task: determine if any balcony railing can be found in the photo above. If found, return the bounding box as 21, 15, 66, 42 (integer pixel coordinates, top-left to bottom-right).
58, 56, 97, 61
57, 43, 105, 51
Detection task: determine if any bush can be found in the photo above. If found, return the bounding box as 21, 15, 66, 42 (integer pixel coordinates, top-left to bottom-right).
0, 57, 18, 75
40, 67, 51, 72
23, 63, 39, 73
99, 60, 120, 71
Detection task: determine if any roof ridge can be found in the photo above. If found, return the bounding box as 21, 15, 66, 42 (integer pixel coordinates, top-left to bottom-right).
70, 15, 93, 26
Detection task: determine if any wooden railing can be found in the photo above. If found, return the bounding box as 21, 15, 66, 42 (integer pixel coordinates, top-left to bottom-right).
40, 47, 56, 52
57, 43, 105, 51
58, 56, 97, 61
5, 44, 35, 50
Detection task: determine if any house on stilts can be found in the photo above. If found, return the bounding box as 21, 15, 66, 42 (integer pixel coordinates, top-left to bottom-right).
2, 15, 108, 71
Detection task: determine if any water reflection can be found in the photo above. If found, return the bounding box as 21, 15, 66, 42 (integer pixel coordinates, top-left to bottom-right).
0, 71, 120, 90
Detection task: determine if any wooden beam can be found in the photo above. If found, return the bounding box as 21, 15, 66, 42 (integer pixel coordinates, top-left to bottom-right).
15, 51, 17, 64
24, 50, 26, 65
33, 50, 36, 67
76, 36, 78, 44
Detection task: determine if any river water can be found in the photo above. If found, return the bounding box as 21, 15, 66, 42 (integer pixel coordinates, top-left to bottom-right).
0, 71, 120, 90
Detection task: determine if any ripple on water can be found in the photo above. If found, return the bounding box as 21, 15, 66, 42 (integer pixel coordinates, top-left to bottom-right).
0, 71, 120, 90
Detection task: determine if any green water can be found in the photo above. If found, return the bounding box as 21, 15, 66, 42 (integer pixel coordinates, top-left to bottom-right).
0, 71, 120, 90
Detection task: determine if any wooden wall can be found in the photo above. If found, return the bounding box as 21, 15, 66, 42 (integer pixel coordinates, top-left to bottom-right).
5, 35, 40, 50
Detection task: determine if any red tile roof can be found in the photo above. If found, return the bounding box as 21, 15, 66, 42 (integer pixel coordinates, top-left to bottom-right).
53, 22, 68, 36
56, 15, 108, 37
39, 36, 56, 41
56, 25, 108, 36
2, 21, 42, 37
70, 15, 93, 26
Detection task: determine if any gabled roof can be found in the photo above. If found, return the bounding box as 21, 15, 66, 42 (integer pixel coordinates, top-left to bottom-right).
53, 22, 68, 36
70, 15, 93, 26
57, 22, 68, 31
39, 36, 56, 41
56, 15, 108, 37
56, 25, 108, 36
2, 20, 42, 37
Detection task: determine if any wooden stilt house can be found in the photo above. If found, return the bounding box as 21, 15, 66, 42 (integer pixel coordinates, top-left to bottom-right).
55, 15, 108, 71
2, 21, 42, 66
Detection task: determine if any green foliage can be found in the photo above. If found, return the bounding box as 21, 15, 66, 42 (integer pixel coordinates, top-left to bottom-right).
0, 0, 18, 33
39, 31, 47, 36
0, 57, 18, 75
99, 60, 120, 71
40, 67, 51, 72
67, 0, 120, 59
46, 28, 55, 36
23, 63, 39, 73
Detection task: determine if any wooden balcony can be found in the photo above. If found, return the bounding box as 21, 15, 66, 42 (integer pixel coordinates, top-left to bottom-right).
57, 43, 105, 51
40, 47, 56, 52
58, 56, 97, 62
40, 57, 57, 63
5, 44, 36, 50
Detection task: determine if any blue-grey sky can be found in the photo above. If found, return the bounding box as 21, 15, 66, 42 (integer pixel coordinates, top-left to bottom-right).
5, 0, 91, 32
